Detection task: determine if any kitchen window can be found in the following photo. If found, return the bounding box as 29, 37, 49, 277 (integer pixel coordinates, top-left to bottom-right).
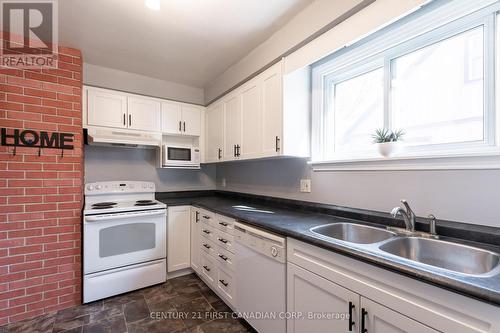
311, 0, 500, 170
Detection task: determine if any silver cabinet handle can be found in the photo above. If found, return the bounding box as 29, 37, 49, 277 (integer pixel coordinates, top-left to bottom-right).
123, 114, 126, 126
183, 121, 186, 132
129, 114, 132, 126
179, 121, 182, 132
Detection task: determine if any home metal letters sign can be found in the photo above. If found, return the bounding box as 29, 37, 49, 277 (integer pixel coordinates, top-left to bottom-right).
1, 128, 74, 152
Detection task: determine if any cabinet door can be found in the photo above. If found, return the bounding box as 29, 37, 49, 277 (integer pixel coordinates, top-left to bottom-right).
87, 88, 127, 128
190, 207, 201, 274
161, 101, 182, 135
361, 298, 438, 333
261, 63, 283, 156
206, 102, 224, 162
167, 206, 191, 272
240, 82, 263, 159
223, 94, 241, 160
127, 96, 161, 132
287, 262, 360, 333
181, 105, 202, 136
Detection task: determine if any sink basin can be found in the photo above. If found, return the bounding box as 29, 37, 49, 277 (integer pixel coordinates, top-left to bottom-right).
379, 237, 500, 275
310, 223, 396, 244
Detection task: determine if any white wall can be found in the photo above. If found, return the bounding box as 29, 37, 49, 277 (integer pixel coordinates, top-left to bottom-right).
204, 0, 365, 103
85, 146, 216, 192
84, 63, 204, 105
216, 158, 500, 228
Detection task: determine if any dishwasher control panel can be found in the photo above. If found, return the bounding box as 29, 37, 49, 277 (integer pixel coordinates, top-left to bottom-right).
234, 222, 286, 263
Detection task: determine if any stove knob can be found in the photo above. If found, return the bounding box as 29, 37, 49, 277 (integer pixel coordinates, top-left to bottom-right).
87, 185, 94, 191
271, 246, 279, 257
96, 185, 102, 190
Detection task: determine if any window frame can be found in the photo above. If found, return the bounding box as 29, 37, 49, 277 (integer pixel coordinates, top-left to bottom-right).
311, 0, 500, 170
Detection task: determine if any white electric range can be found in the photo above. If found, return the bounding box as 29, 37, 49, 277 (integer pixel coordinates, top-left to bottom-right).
83, 181, 167, 303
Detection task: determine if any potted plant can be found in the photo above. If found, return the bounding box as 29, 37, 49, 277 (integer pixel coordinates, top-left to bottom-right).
372, 128, 405, 157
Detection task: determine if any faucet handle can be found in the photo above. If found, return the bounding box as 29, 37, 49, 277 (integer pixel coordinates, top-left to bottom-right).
427, 214, 437, 236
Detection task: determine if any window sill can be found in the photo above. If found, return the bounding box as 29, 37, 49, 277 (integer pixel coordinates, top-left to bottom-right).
310, 152, 500, 171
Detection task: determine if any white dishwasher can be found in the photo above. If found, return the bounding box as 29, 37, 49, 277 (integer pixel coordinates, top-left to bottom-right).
234, 222, 286, 333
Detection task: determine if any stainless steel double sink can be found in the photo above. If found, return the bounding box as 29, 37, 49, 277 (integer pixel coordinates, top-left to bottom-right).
310, 223, 500, 276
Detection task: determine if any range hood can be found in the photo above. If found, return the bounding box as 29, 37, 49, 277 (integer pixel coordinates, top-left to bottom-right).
86, 127, 161, 148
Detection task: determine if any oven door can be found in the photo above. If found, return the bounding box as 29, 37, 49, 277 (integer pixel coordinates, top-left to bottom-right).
83, 210, 166, 274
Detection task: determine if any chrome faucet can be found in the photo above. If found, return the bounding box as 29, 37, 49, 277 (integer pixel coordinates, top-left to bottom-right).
391, 200, 416, 232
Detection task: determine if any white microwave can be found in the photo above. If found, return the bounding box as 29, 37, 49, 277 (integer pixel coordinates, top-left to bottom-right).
162, 144, 200, 169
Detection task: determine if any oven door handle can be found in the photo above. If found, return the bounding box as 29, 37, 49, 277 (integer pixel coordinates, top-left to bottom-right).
85, 210, 166, 222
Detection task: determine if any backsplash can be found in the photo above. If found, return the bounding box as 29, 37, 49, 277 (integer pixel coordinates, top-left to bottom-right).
84, 146, 216, 191
216, 158, 500, 228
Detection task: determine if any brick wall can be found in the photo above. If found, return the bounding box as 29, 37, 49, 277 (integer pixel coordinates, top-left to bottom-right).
0, 46, 83, 325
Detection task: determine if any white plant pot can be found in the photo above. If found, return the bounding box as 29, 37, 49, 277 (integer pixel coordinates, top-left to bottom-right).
377, 142, 401, 157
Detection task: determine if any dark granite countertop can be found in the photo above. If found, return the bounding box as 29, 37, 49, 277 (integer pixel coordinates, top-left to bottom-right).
157, 191, 500, 307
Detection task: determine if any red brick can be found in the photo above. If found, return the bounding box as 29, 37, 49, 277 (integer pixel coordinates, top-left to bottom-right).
23, 88, 57, 99
9, 245, 43, 256
0, 84, 23, 94
8, 179, 43, 187
8, 196, 43, 204
41, 82, 74, 94
25, 203, 57, 212
10, 261, 43, 273
6, 76, 41, 89
25, 72, 58, 83
26, 235, 57, 245
25, 266, 58, 278
0, 101, 23, 111
7, 94, 41, 105
6, 111, 42, 121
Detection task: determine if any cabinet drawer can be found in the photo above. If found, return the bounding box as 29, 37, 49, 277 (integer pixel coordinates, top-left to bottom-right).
200, 224, 216, 243
200, 239, 216, 258
200, 254, 216, 285
215, 214, 235, 235
217, 267, 235, 306
213, 229, 234, 253
200, 209, 216, 228
214, 245, 235, 272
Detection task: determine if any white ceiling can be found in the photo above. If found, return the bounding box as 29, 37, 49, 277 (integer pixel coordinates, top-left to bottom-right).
59, 0, 314, 88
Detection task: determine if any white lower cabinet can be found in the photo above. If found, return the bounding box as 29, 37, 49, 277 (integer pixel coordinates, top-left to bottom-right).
361, 297, 437, 333
167, 206, 191, 272
190, 207, 201, 274
287, 262, 437, 333
190, 207, 237, 309
287, 262, 359, 333
287, 238, 500, 333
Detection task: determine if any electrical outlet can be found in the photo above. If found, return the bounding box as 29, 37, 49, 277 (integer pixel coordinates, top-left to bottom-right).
221, 178, 226, 187
300, 179, 311, 193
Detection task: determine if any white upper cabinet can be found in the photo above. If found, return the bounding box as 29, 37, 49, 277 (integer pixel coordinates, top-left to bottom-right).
87, 88, 127, 128
205, 59, 310, 163
240, 81, 263, 160
223, 93, 242, 161
206, 102, 224, 163
182, 105, 202, 136
84, 86, 204, 137
161, 101, 202, 136
127, 96, 161, 132
262, 63, 283, 156
161, 101, 182, 134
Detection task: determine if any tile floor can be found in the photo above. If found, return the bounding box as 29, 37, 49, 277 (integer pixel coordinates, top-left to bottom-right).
1, 274, 255, 333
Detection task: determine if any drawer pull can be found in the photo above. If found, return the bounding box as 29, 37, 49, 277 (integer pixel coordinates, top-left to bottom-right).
203, 265, 211, 272
218, 238, 228, 244
218, 254, 228, 261
203, 230, 211, 234
219, 279, 229, 287
219, 222, 229, 227
203, 244, 211, 249
203, 215, 210, 219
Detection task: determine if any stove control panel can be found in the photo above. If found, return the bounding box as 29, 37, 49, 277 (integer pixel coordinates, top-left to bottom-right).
85, 181, 155, 195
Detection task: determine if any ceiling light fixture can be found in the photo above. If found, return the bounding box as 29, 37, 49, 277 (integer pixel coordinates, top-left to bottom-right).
145, 0, 160, 11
